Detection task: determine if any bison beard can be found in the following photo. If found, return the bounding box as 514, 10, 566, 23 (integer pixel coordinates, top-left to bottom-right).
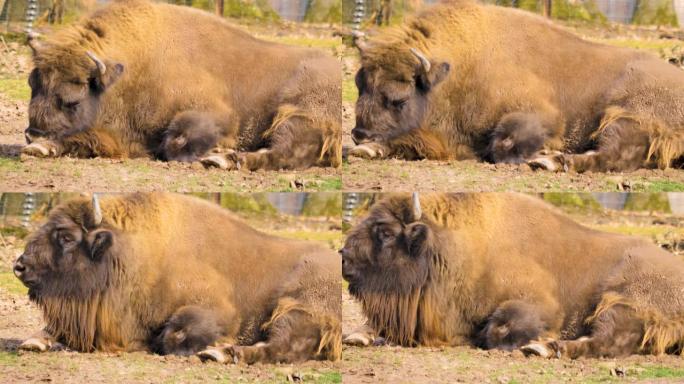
350, 0, 684, 172
342, 193, 684, 358
14, 193, 341, 363
22, 0, 341, 170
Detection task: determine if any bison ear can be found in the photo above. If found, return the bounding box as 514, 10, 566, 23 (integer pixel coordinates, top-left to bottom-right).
89, 229, 113, 262
405, 223, 431, 258
90, 62, 125, 93
416, 62, 450, 92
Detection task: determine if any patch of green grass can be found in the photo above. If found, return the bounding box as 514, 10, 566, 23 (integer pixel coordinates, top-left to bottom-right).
0, 77, 30, 101
635, 180, 684, 192
0, 158, 22, 172
343, 78, 357, 103
0, 352, 19, 365
316, 177, 342, 191
0, 226, 29, 239
0, 272, 28, 295
635, 365, 684, 379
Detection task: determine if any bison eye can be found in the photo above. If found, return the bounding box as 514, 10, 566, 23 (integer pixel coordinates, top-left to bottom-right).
64, 101, 80, 112
58, 232, 77, 249
391, 99, 408, 110
377, 228, 395, 242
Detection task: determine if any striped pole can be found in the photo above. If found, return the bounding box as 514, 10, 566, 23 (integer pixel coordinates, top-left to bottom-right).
352, 0, 365, 31
343, 193, 359, 224
22, 193, 35, 228
24, 0, 38, 34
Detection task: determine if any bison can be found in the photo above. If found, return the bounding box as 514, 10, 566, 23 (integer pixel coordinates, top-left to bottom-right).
22, 0, 341, 171
13, 193, 341, 363
349, 0, 684, 172
341, 193, 684, 358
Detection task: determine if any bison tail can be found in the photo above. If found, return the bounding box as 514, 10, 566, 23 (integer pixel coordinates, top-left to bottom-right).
595, 106, 684, 169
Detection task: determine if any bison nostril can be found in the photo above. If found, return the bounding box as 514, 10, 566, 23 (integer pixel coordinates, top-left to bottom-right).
13, 261, 26, 276
24, 127, 43, 144
351, 128, 370, 144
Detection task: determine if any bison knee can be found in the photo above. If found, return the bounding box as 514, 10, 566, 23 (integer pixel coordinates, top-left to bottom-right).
480, 301, 547, 351
154, 306, 227, 356
487, 112, 548, 164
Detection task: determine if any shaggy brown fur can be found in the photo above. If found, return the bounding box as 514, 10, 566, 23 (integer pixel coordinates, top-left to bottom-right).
351, 0, 684, 172
14, 193, 341, 363
341, 193, 684, 358
23, 0, 341, 170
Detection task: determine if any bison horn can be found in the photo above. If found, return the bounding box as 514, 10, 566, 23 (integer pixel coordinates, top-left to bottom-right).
27, 32, 43, 55
410, 48, 431, 73
92, 194, 102, 226
412, 192, 422, 221
352, 30, 369, 53
86, 51, 107, 76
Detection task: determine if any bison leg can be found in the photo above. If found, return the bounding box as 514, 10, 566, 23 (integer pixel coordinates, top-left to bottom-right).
19, 329, 62, 352
480, 300, 550, 351
153, 305, 230, 356
487, 112, 549, 164
348, 142, 391, 160
21, 129, 124, 159
197, 297, 341, 364
528, 109, 675, 172
521, 295, 645, 359
239, 107, 341, 171
343, 324, 381, 347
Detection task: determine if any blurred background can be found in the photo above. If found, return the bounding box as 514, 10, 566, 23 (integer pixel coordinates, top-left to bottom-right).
342, 0, 684, 28
343, 193, 684, 257
0, 0, 342, 31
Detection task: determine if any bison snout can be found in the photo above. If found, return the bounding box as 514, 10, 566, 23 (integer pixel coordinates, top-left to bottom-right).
351, 127, 372, 145
13, 255, 27, 277
24, 127, 43, 144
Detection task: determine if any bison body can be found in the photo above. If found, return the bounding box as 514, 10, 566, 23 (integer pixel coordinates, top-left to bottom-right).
14, 193, 341, 363
341, 193, 684, 358
350, 0, 684, 172
24, 0, 341, 170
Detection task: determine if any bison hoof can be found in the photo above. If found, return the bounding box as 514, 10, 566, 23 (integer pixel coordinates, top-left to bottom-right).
520, 342, 561, 359
197, 348, 227, 363
527, 153, 568, 173
343, 332, 374, 347
349, 144, 385, 159
22, 142, 59, 158
19, 338, 50, 352
200, 155, 240, 171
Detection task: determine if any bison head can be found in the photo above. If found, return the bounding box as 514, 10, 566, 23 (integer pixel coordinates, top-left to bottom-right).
25, 36, 124, 143
14, 195, 116, 300
341, 193, 434, 297
352, 45, 450, 145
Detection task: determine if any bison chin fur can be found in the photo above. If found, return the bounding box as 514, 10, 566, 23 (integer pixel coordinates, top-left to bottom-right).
351, 236, 454, 347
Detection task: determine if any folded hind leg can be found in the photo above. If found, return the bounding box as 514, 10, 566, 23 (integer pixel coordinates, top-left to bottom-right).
241, 108, 341, 171
197, 297, 341, 364
529, 110, 653, 172
521, 294, 644, 359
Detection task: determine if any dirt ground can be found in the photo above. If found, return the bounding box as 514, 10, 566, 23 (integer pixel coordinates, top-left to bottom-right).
341, 23, 684, 192
0, 23, 342, 193
341, 206, 684, 383
0, 208, 343, 384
